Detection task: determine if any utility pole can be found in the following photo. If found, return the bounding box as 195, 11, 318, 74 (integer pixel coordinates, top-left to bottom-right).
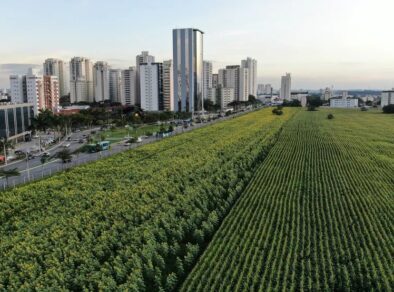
26, 151, 31, 181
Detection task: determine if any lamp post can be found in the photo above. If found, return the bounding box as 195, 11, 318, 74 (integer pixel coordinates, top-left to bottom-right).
25, 151, 30, 181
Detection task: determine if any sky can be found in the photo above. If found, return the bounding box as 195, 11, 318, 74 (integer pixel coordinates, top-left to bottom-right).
1, 0, 394, 90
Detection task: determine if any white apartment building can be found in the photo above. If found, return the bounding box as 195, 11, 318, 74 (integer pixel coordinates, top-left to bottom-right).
136, 51, 155, 105
280, 73, 291, 100
43, 75, 60, 112
203, 61, 213, 101
70, 57, 94, 103
10, 75, 26, 103
26, 69, 44, 115
43, 58, 70, 97
221, 87, 235, 109
93, 61, 110, 102
109, 69, 122, 103
239, 68, 250, 102
381, 90, 394, 107
162, 60, 174, 111
121, 67, 137, 106
330, 98, 358, 108
139, 62, 163, 111
241, 57, 257, 96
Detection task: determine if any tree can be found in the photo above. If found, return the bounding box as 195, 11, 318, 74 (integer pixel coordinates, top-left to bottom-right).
282, 99, 301, 107
0, 138, 13, 155
0, 168, 20, 187
307, 95, 323, 108
57, 149, 72, 163
382, 104, 394, 114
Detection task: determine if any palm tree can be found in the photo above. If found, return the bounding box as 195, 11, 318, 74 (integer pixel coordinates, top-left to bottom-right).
0, 137, 13, 156
0, 168, 20, 187
31, 109, 55, 151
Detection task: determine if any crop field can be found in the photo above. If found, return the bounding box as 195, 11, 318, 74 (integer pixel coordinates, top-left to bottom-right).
0, 108, 296, 290
182, 109, 394, 291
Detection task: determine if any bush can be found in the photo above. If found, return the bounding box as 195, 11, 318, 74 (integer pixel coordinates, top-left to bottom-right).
272, 108, 283, 116
361, 107, 368, 111
327, 113, 334, 120
382, 104, 394, 114
307, 105, 317, 111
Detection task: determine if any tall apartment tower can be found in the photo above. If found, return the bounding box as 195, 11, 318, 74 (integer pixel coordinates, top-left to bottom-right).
162, 60, 174, 111
26, 68, 44, 115
241, 57, 257, 96
173, 28, 204, 112
109, 69, 122, 103
43, 59, 70, 97
69, 57, 94, 103
93, 61, 110, 102
239, 67, 250, 102
10, 75, 27, 103
43, 75, 60, 112
203, 61, 213, 101
136, 51, 155, 105
139, 62, 163, 111
121, 67, 138, 106
280, 73, 291, 100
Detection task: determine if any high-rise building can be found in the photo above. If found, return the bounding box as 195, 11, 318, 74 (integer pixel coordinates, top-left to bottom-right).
280, 73, 291, 100
218, 65, 249, 101
69, 57, 94, 103
241, 57, 257, 96
43, 59, 70, 97
212, 74, 219, 88
173, 28, 204, 112
109, 69, 122, 103
203, 61, 213, 101
93, 61, 110, 102
26, 69, 44, 115
10, 75, 27, 103
121, 67, 137, 106
139, 62, 163, 111
264, 84, 273, 95
162, 60, 174, 111
43, 75, 60, 112
136, 51, 155, 105
239, 67, 250, 102
220, 87, 235, 109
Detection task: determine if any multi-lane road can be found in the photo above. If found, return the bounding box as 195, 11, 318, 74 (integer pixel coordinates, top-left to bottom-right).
0, 108, 260, 190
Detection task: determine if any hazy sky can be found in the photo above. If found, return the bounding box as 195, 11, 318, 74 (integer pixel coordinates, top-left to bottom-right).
1, 0, 394, 90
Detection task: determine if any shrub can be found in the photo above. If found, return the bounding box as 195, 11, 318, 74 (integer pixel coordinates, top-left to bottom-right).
361, 107, 368, 111
307, 105, 317, 111
327, 113, 334, 120
382, 104, 394, 114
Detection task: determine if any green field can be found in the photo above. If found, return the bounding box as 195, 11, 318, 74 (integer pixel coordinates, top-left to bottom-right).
0, 108, 295, 290
182, 109, 394, 291
0, 108, 393, 291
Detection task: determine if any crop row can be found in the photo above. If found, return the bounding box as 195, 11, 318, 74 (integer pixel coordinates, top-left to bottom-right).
0, 108, 297, 290
182, 109, 394, 291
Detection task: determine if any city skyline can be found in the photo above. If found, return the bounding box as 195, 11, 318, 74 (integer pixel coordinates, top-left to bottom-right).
1, 0, 394, 90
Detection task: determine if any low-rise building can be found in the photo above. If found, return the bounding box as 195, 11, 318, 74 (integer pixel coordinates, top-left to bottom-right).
0, 103, 34, 141
330, 98, 358, 108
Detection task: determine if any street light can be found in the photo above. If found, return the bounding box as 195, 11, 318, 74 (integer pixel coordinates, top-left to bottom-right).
25, 151, 31, 181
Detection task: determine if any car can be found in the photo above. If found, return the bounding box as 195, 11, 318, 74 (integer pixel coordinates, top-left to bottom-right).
78, 139, 85, 144
14, 150, 24, 155
67, 137, 72, 141
41, 152, 50, 157
63, 143, 71, 148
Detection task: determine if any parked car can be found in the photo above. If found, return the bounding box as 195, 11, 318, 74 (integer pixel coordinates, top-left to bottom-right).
63, 143, 71, 148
